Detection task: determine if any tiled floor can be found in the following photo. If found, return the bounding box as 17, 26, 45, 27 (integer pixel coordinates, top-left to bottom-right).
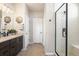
17, 43, 45, 56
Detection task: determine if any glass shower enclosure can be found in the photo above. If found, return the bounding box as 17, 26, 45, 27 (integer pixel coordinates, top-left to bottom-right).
55, 3, 68, 56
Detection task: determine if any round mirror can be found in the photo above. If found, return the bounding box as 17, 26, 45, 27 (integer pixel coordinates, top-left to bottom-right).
16, 16, 23, 23
4, 16, 11, 23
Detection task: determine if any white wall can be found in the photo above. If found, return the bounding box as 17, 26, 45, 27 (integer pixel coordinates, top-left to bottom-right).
30, 11, 44, 18
14, 4, 25, 31
43, 3, 55, 54
3, 3, 15, 11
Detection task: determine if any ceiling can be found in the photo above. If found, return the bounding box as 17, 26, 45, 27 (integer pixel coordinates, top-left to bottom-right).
26, 3, 45, 12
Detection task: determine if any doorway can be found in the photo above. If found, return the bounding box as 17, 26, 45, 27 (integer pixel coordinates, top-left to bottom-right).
33, 18, 43, 43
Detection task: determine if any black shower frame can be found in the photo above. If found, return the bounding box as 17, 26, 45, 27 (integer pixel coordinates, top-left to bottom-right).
55, 3, 68, 56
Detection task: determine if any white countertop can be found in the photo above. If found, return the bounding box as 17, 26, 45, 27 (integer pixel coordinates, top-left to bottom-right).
0, 33, 23, 43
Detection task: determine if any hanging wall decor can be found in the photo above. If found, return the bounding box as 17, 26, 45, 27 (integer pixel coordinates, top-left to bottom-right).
4, 16, 11, 23
16, 16, 23, 23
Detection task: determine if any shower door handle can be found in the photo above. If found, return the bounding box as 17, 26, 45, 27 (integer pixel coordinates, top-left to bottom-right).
62, 28, 66, 37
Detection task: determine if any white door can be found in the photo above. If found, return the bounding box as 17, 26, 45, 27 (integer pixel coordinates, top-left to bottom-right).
33, 18, 43, 43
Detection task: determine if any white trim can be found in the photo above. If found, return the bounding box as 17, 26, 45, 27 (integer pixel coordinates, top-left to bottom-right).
21, 47, 27, 51
45, 52, 55, 56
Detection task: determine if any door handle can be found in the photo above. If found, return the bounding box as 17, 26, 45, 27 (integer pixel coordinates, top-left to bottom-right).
40, 32, 42, 33
62, 28, 66, 37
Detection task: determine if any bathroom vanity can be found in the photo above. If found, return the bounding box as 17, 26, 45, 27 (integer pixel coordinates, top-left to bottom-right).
0, 4, 24, 56
0, 34, 23, 56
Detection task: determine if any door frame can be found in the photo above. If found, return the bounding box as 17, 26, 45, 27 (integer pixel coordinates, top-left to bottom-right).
55, 3, 68, 56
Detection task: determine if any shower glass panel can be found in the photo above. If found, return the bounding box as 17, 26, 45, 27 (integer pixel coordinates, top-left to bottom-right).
55, 4, 67, 56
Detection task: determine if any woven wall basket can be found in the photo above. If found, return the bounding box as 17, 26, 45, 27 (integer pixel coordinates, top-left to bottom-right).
4, 16, 11, 23
16, 16, 23, 23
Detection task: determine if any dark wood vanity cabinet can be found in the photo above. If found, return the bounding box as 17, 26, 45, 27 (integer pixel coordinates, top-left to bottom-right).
0, 36, 23, 56
0, 41, 9, 56
16, 36, 23, 54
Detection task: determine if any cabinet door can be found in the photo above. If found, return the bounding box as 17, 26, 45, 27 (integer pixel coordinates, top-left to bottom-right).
9, 38, 17, 56
0, 46, 9, 56
10, 45, 17, 56
0, 40, 9, 56
16, 36, 23, 53
19, 36, 23, 49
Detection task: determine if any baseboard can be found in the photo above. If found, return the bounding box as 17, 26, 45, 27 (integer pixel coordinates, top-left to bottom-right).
45, 52, 55, 56
21, 48, 27, 51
